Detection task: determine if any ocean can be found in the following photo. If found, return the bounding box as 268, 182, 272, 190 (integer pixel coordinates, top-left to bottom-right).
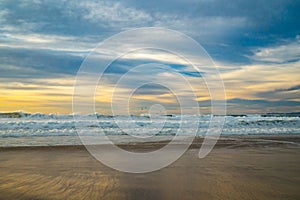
0, 112, 299, 147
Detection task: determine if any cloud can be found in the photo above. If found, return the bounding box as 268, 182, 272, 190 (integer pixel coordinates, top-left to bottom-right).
179, 71, 202, 77
276, 85, 300, 92
198, 98, 300, 114
256, 84, 300, 101
0, 0, 300, 113
0, 47, 83, 78
250, 36, 300, 63
0, 0, 298, 67
219, 60, 300, 101
79, 1, 152, 26
0, 33, 96, 53
228, 98, 300, 107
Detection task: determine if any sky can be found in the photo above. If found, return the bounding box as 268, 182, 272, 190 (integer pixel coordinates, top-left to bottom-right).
0, 0, 300, 114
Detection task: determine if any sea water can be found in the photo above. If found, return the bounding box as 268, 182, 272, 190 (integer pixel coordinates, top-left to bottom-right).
0, 112, 299, 146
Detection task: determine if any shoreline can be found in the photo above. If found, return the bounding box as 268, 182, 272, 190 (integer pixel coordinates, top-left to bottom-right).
1, 134, 300, 150
0, 134, 300, 199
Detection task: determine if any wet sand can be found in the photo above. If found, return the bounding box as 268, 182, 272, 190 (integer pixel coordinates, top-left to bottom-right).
0, 135, 300, 200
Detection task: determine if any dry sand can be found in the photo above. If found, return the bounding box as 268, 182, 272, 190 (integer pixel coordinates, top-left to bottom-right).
0, 135, 300, 200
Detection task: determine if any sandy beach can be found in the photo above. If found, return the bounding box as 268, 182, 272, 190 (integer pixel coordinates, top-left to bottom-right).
0, 135, 300, 200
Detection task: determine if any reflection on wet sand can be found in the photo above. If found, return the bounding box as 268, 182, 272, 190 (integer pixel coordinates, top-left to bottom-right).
0, 136, 300, 200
